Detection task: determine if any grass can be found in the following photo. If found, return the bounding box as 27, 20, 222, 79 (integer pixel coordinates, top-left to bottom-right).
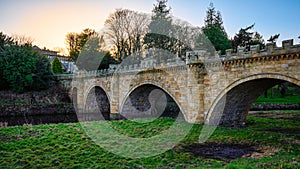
0, 111, 299, 168
254, 86, 300, 105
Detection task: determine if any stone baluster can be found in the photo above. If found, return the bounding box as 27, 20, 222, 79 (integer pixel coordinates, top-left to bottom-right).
237, 47, 245, 56
226, 49, 232, 57
250, 44, 260, 54
266, 43, 276, 53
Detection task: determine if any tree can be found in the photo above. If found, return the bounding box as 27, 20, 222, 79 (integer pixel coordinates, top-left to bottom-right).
0, 32, 14, 89
267, 34, 280, 43
76, 35, 118, 71
149, 0, 172, 36
104, 9, 149, 61
33, 54, 53, 90
78, 29, 97, 50
201, 3, 231, 55
232, 24, 255, 52
143, 0, 175, 54
232, 24, 266, 52
202, 26, 231, 55
11, 34, 34, 45
0, 32, 53, 92
66, 32, 80, 61
172, 20, 199, 58
65, 29, 97, 61
214, 11, 224, 29
129, 12, 149, 55
52, 57, 63, 74
251, 32, 265, 49
204, 3, 216, 27
0, 32, 14, 51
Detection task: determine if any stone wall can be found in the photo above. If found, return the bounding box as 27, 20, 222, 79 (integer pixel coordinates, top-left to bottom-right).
0, 104, 77, 127
0, 84, 77, 127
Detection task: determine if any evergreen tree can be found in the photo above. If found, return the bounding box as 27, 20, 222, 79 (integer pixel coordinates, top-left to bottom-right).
150, 0, 172, 36
232, 24, 265, 51
0, 32, 14, 89
0, 32, 53, 93
144, 0, 175, 57
204, 3, 216, 27
214, 11, 226, 34
201, 3, 231, 55
52, 57, 63, 74
267, 34, 280, 43
33, 54, 53, 90
251, 32, 265, 49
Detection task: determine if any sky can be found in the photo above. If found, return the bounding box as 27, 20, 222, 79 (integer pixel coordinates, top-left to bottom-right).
0, 0, 299, 53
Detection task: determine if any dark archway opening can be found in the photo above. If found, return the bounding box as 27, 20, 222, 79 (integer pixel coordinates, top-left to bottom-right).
81, 86, 110, 121
208, 78, 298, 127
252, 81, 300, 109
120, 84, 184, 120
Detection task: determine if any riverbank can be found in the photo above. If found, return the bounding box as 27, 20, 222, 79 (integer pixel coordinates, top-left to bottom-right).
0, 110, 299, 168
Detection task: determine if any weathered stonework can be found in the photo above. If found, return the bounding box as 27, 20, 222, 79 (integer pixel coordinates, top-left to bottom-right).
58, 40, 300, 127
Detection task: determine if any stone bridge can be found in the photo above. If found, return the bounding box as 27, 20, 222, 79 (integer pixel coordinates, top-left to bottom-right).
58, 39, 300, 127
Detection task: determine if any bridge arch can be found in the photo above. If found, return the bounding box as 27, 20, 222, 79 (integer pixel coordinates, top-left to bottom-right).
81, 85, 111, 121
206, 73, 300, 127
84, 85, 111, 104
120, 82, 185, 121
71, 87, 78, 111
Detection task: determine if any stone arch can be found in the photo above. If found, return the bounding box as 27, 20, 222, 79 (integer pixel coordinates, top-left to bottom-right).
71, 87, 78, 111
206, 73, 300, 127
120, 83, 185, 121
81, 86, 110, 121
85, 85, 111, 104
128, 69, 181, 93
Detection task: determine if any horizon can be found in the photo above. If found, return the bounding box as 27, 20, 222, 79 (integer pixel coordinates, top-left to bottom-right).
0, 0, 299, 54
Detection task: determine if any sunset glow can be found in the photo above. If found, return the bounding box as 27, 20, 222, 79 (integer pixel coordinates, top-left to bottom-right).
1, 0, 299, 53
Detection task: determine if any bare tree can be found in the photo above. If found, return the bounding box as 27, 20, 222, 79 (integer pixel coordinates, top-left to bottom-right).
11, 34, 34, 45
172, 19, 202, 57
130, 12, 149, 55
104, 9, 149, 61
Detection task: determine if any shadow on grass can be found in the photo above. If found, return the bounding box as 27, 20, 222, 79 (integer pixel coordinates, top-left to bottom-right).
249, 111, 300, 122
181, 142, 257, 160
265, 128, 300, 135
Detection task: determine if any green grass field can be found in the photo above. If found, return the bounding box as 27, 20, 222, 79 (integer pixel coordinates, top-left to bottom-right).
0, 110, 299, 168
254, 85, 300, 105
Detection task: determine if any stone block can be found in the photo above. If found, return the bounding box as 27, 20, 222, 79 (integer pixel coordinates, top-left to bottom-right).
250, 44, 260, 54
237, 47, 245, 56
282, 39, 293, 49
226, 49, 232, 56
